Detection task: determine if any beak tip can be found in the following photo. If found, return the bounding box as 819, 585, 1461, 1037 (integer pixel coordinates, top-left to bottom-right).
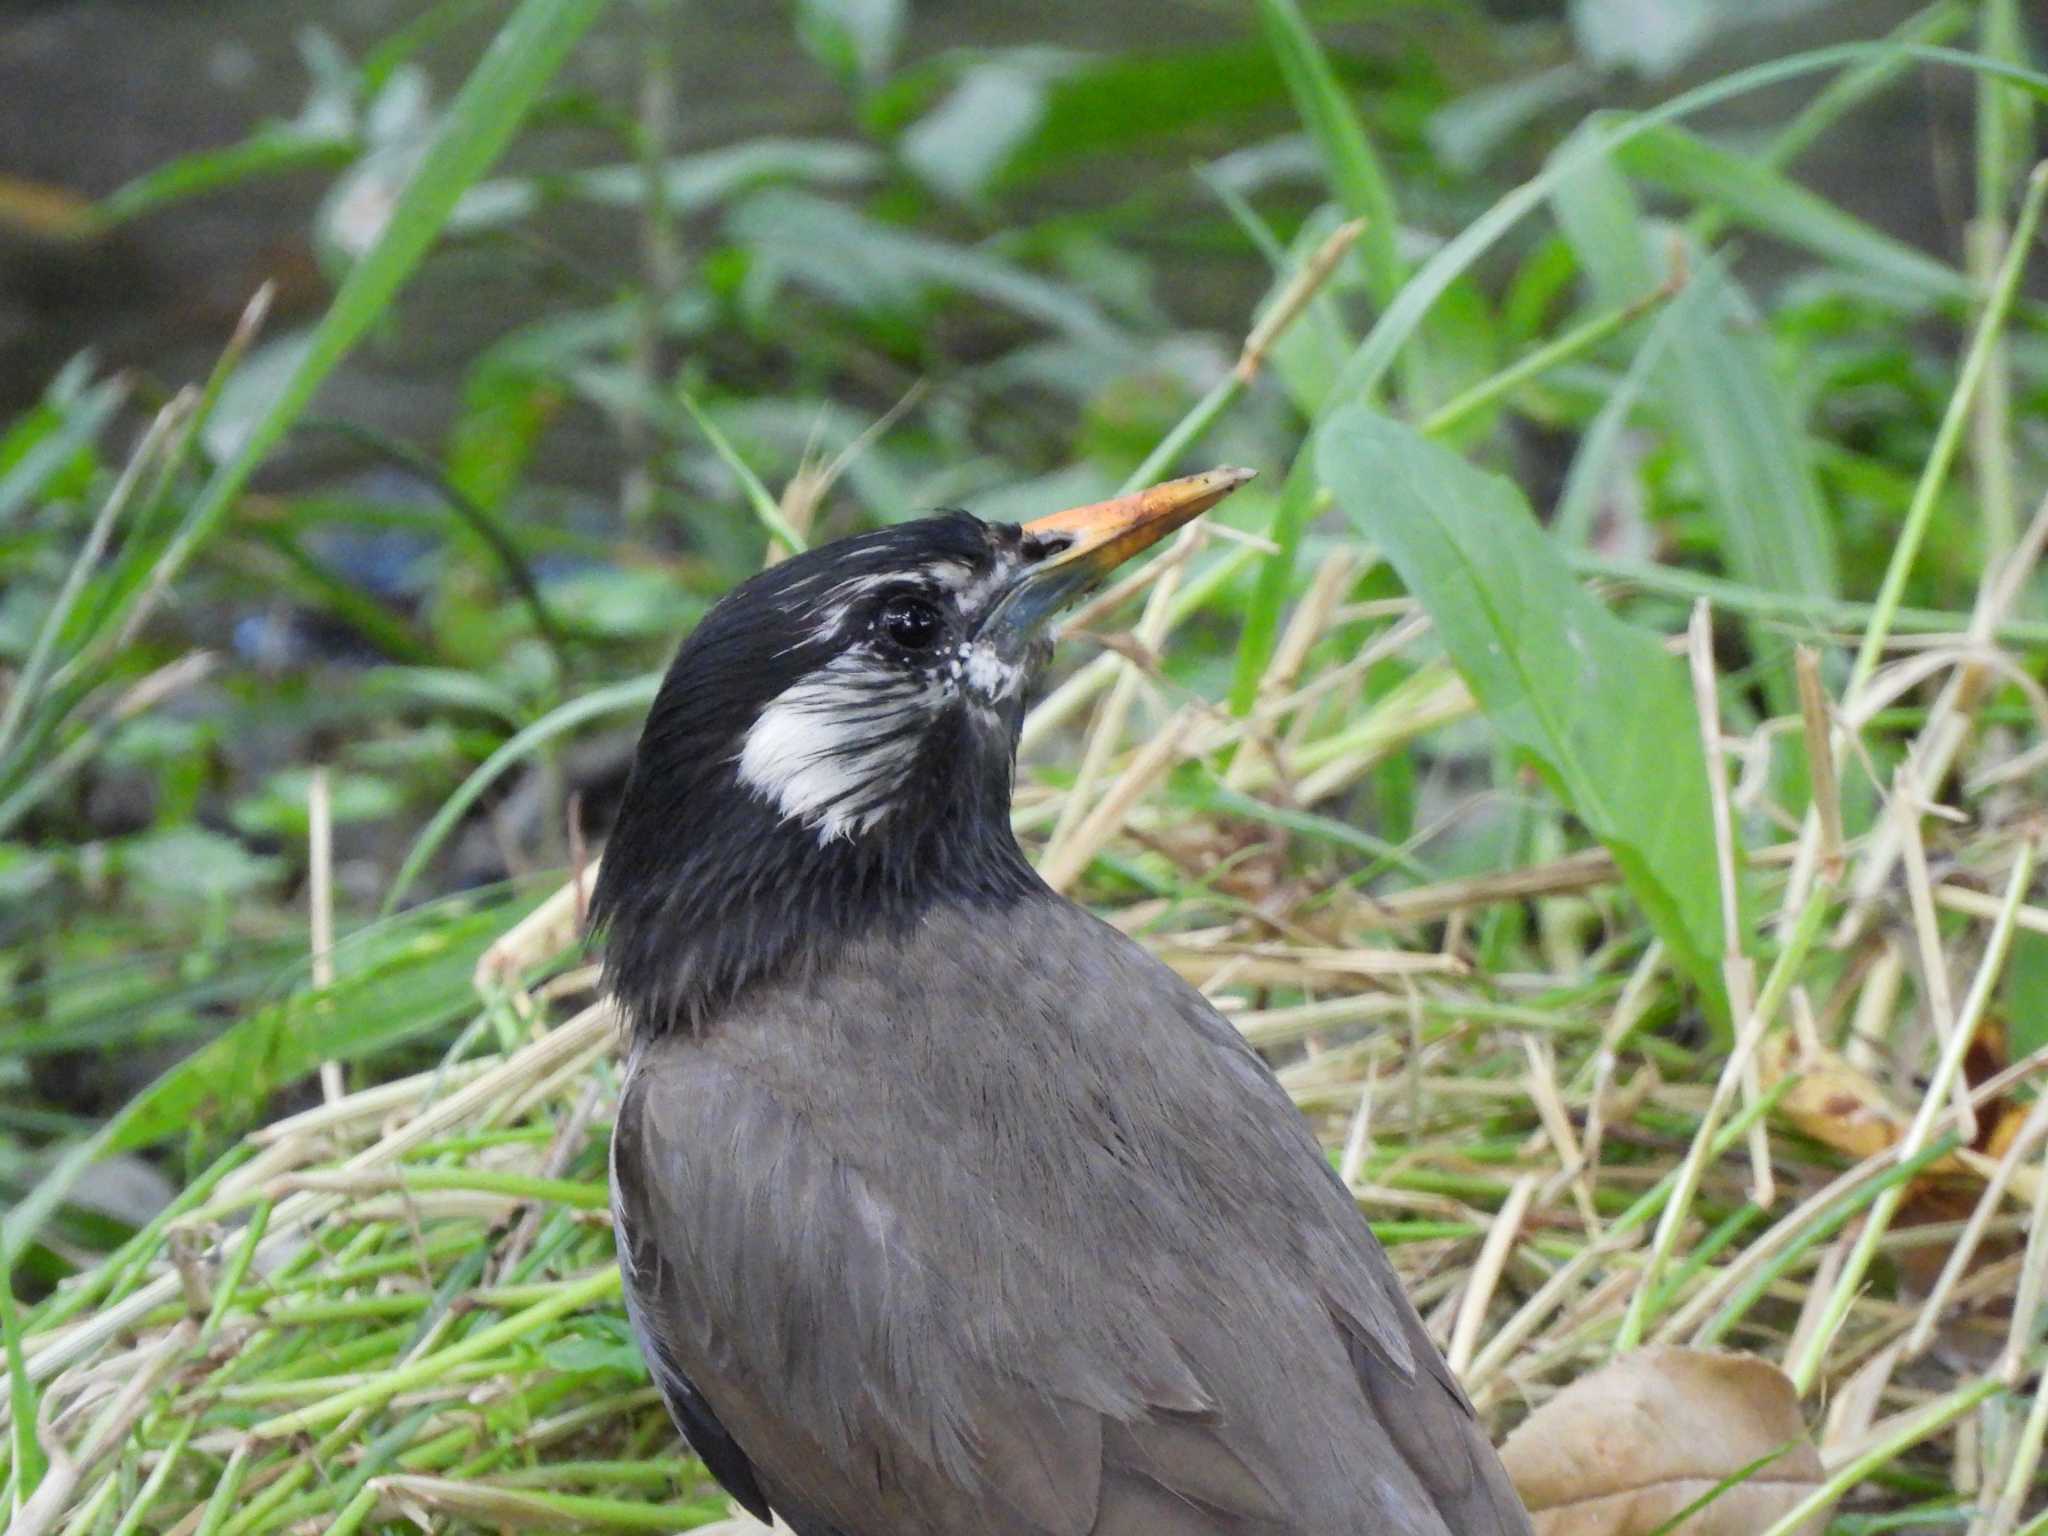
1188, 465, 1257, 510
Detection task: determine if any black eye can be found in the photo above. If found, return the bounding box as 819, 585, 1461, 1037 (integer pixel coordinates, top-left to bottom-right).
878, 595, 942, 651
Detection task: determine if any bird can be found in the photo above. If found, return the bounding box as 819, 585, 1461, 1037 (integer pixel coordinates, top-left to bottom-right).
594, 468, 1533, 1536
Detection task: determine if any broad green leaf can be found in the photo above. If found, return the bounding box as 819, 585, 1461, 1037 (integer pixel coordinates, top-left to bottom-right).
727, 188, 1124, 346
901, 63, 1048, 203
796, 0, 905, 86
362, 666, 527, 727
0, 378, 123, 525
451, 138, 878, 231
1006, 47, 1289, 185
445, 366, 563, 513
121, 826, 287, 903
1318, 407, 1734, 1017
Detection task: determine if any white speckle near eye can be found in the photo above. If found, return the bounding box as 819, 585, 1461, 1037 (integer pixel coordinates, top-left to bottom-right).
959, 640, 1024, 702
737, 652, 945, 842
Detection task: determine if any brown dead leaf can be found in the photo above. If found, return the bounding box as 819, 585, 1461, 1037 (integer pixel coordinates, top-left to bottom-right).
1759, 1027, 2038, 1291
1760, 1033, 1904, 1162
1499, 1346, 1829, 1536
0, 172, 96, 240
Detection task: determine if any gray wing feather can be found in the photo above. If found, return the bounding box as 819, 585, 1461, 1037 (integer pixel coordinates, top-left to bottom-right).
619, 1054, 1275, 1535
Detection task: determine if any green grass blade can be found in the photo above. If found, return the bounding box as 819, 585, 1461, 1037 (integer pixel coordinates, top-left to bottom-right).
0, 1283, 45, 1509
677, 391, 809, 555
383, 674, 662, 913
0, 395, 182, 767
1761, 1, 1969, 176
1226, 454, 1318, 717
0, 378, 123, 526
1251, 0, 1402, 308
1318, 406, 1734, 1019
251, 1267, 621, 1436
1323, 42, 2048, 409
0, 897, 516, 1267
93, 127, 354, 229
1615, 119, 1972, 302
143, 0, 613, 610
1849, 159, 2048, 701
1550, 126, 1836, 698
1660, 263, 1838, 604
1976, 0, 2035, 217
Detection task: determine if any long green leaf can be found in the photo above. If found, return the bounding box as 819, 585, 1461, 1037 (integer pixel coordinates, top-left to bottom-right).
1227, 454, 1318, 716
94, 127, 354, 229
1318, 407, 1733, 1018
1550, 125, 1836, 696
1615, 119, 1971, 303
1, 1281, 44, 1507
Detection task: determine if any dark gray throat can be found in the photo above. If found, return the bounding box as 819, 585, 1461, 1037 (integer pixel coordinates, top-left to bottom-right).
592, 757, 1041, 1041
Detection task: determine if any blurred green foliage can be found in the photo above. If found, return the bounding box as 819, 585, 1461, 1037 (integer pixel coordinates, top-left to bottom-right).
1, 0, 2044, 1307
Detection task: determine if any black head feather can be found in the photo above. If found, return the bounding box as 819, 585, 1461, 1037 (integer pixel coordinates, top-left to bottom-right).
592, 513, 1049, 1039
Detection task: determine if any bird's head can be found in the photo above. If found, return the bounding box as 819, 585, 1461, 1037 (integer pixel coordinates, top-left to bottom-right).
592, 466, 1253, 1037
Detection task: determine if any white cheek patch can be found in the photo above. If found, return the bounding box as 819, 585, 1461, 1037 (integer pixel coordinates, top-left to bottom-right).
736, 652, 946, 842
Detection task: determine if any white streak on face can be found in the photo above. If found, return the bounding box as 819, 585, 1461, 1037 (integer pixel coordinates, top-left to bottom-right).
921, 559, 974, 591
736, 652, 944, 842
808, 572, 900, 644
954, 552, 1021, 617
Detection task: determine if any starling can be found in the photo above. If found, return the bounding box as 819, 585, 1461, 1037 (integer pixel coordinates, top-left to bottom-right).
596, 470, 1531, 1536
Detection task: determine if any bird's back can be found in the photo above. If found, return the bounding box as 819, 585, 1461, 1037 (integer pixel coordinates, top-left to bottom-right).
612, 893, 1530, 1536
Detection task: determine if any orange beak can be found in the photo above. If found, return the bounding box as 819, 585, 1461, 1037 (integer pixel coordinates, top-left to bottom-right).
1018, 467, 1257, 586
980, 467, 1256, 646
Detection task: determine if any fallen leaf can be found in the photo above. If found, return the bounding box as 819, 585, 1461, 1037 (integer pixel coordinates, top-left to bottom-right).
1759, 1029, 2039, 1291
1760, 1033, 1903, 1162
1499, 1346, 1830, 1536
